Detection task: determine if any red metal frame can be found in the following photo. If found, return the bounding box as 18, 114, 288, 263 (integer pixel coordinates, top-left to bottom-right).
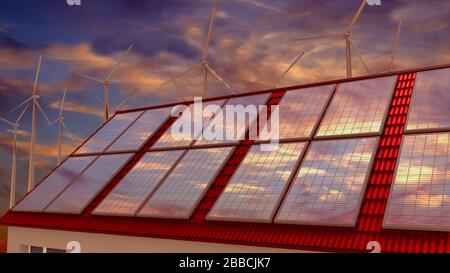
3, 67, 450, 253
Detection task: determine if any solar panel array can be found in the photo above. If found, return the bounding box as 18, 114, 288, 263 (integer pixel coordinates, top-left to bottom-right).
384, 133, 450, 231
276, 137, 379, 227
194, 94, 271, 146
152, 99, 226, 149
259, 85, 334, 141
13, 156, 97, 212
46, 154, 133, 214
138, 147, 234, 219
107, 107, 171, 152
21, 69, 450, 233
207, 142, 307, 223
93, 150, 184, 217
316, 76, 395, 138
406, 68, 450, 132
75, 111, 142, 154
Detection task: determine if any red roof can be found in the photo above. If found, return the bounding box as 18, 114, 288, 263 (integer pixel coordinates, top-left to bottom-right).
3, 65, 450, 253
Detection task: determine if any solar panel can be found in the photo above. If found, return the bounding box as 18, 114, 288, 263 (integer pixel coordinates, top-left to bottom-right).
275, 137, 378, 227
406, 68, 450, 132
316, 77, 395, 138
106, 107, 171, 152
13, 156, 97, 213
194, 93, 271, 146
207, 142, 307, 223
152, 99, 226, 150
384, 133, 450, 231
75, 111, 142, 154
45, 153, 133, 214
137, 147, 234, 219
92, 150, 184, 217
259, 85, 334, 141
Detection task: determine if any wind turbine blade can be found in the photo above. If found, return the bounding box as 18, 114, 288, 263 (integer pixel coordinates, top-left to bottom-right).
349, 38, 371, 74
0, 117, 14, 127
76, 73, 105, 84
34, 99, 51, 125
203, 0, 217, 62
32, 56, 42, 96
43, 119, 58, 129
205, 64, 236, 94
346, 0, 367, 33
168, 69, 183, 101
290, 33, 342, 42
389, 17, 404, 72
105, 43, 134, 81
16, 104, 30, 124
62, 121, 75, 141
276, 52, 305, 86
10, 97, 33, 113
115, 88, 139, 112
94, 96, 104, 106
159, 64, 201, 88
59, 88, 67, 118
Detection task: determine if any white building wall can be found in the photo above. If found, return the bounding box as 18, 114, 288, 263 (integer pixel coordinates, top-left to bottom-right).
7, 227, 312, 253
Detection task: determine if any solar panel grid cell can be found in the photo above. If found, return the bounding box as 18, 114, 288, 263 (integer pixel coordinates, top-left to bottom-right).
259, 85, 334, 141
406, 68, 450, 132
138, 147, 234, 219
75, 111, 143, 154
207, 142, 308, 223
13, 156, 97, 213
92, 150, 185, 217
152, 100, 226, 150
384, 132, 450, 231
45, 153, 133, 214
106, 107, 171, 153
275, 137, 379, 227
194, 94, 271, 146
316, 77, 395, 138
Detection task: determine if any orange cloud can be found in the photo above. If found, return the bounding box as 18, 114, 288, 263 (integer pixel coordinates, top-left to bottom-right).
49, 100, 103, 118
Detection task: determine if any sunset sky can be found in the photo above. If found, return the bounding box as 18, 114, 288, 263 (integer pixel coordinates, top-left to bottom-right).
0, 0, 449, 214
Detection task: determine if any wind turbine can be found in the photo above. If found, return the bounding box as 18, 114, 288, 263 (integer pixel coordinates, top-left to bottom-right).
273, 51, 305, 88
10, 56, 51, 192
94, 87, 141, 115
111, 88, 140, 114
387, 17, 404, 72
77, 43, 134, 122
0, 106, 29, 208
158, 0, 235, 98
292, 0, 370, 78
47, 88, 74, 165
167, 69, 183, 101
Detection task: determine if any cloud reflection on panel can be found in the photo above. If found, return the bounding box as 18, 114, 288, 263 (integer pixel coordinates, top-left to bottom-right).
316, 77, 395, 138
207, 142, 307, 223
260, 85, 335, 141
384, 133, 450, 231
275, 137, 379, 227
93, 150, 184, 217
137, 147, 234, 220
75, 111, 142, 154
406, 68, 450, 132
106, 107, 171, 153
151, 100, 226, 150
194, 93, 270, 146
